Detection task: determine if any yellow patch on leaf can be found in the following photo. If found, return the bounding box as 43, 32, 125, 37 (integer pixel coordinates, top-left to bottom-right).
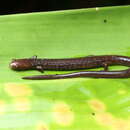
117, 89, 127, 95
36, 122, 49, 130
4, 83, 32, 97
113, 119, 130, 130
13, 97, 30, 112
88, 99, 106, 112
95, 112, 130, 130
53, 102, 74, 126
96, 112, 115, 126
0, 100, 6, 114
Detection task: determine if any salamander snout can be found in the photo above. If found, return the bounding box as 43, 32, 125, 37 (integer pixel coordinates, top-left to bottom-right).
10, 59, 33, 70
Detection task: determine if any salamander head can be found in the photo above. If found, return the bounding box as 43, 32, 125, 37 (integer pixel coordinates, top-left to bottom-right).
10, 59, 34, 71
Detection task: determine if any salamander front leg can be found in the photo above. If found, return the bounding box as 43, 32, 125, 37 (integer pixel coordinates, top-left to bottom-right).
31, 55, 37, 59
31, 56, 44, 73
102, 63, 109, 71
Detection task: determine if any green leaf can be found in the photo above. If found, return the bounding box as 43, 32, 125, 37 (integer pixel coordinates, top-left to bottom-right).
0, 5, 130, 130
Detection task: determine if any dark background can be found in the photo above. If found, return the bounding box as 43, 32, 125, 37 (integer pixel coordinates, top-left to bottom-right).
1, 0, 130, 15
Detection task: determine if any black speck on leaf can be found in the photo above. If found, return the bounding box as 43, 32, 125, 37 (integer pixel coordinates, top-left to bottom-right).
92, 112, 95, 116
104, 19, 107, 23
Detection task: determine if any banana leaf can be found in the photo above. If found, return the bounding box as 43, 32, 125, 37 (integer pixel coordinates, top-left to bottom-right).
0, 5, 130, 130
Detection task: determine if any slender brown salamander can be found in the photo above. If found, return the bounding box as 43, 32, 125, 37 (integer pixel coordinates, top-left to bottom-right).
10, 55, 130, 71
10, 55, 130, 79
